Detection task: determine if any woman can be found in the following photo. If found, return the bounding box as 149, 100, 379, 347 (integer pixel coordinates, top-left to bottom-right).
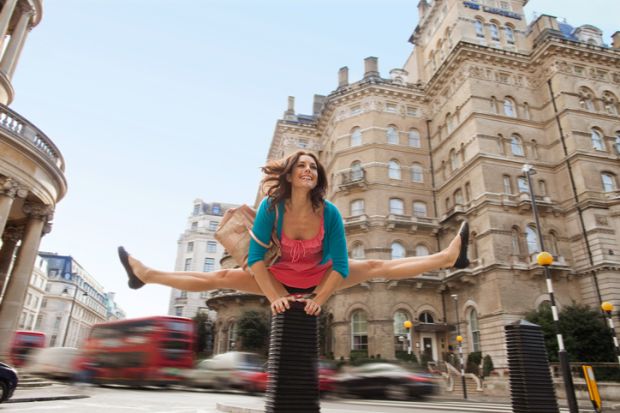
118, 150, 469, 316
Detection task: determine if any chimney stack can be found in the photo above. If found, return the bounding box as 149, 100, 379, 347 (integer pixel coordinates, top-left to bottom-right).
612, 31, 620, 49
417, 0, 429, 20
338, 66, 349, 88
363, 56, 379, 79
313, 95, 326, 116
283, 96, 296, 120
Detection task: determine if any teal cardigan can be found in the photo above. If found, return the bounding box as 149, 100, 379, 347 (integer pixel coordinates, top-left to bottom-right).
247, 197, 349, 278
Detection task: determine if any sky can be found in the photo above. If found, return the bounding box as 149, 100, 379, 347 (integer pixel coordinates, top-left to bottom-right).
9, 1, 619, 318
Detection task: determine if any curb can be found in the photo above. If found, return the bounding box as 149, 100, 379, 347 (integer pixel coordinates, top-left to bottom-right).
216, 402, 263, 413
7, 395, 90, 403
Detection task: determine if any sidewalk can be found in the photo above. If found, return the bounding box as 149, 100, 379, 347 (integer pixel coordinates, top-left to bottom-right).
7, 383, 90, 404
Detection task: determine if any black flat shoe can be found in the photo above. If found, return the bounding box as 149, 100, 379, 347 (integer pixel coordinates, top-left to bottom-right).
453, 221, 470, 269
118, 246, 145, 289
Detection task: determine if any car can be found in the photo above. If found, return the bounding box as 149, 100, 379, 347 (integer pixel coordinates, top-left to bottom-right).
332, 362, 438, 401
240, 359, 338, 394
183, 351, 264, 391
23, 347, 80, 380
0, 362, 18, 404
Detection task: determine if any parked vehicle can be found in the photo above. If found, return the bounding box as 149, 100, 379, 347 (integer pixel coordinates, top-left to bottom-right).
332, 363, 438, 400
183, 351, 264, 391
9, 331, 46, 368
236, 359, 337, 394
0, 362, 18, 403
23, 347, 80, 380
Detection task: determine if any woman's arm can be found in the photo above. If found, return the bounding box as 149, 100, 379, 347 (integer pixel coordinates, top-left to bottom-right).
249, 261, 292, 314
303, 269, 343, 316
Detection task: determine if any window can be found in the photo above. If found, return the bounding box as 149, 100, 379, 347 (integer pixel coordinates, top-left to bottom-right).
490, 96, 498, 114
408, 129, 421, 147
511, 228, 521, 255
187, 242, 194, 253
227, 322, 238, 351
591, 129, 605, 151
193, 204, 201, 216
208, 221, 218, 231
212, 204, 221, 215
454, 189, 464, 205
517, 177, 529, 193
351, 105, 361, 115
523, 102, 530, 120
393, 310, 410, 351
549, 231, 560, 256
511, 135, 524, 156
579, 87, 595, 111
469, 309, 481, 352
446, 113, 454, 133
386, 102, 397, 113
419, 311, 434, 324
351, 243, 365, 259
184, 258, 192, 271
411, 163, 424, 183
505, 25, 515, 44
351, 311, 368, 350
503, 175, 512, 194
526, 226, 539, 254
413, 201, 427, 217
350, 199, 365, 216
415, 244, 429, 256
503, 98, 515, 117
207, 241, 217, 253
538, 180, 547, 196
351, 161, 363, 181
531, 140, 538, 159
351, 127, 362, 147
389, 198, 404, 215
602, 173, 616, 192
465, 182, 472, 202
489, 23, 499, 41
603, 92, 618, 115
450, 149, 458, 171
191, 222, 198, 231
388, 160, 401, 180
387, 126, 399, 145
54, 315, 61, 329
391, 242, 406, 259
615, 132, 620, 154
475, 19, 484, 37
203, 258, 215, 272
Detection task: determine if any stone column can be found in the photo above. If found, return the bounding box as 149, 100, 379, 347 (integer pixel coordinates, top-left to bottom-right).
0, 225, 23, 300
0, 10, 32, 78
0, 0, 18, 53
0, 203, 52, 359
0, 177, 25, 236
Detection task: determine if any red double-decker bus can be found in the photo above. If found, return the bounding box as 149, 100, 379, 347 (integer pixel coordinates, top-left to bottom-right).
9, 331, 46, 367
79, 316, 195, 386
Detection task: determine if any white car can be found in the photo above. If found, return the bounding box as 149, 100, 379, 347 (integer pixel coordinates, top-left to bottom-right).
23, 347, 80, 380
183, 351, 264, 390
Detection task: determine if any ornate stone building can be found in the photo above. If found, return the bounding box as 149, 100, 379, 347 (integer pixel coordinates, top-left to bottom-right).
0, 0, 67, 357
259, 0, 620, 367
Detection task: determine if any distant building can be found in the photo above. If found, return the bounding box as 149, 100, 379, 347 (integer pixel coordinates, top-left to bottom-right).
104, 292, 126, 321
18, 256, 48, 332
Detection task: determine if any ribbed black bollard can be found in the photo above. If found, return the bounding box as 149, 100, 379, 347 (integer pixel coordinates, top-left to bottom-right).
265, 301, 320, 413
505, 320, 560, 413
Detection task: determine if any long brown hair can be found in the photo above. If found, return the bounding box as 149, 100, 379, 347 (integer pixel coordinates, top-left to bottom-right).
260, 150, 328, 211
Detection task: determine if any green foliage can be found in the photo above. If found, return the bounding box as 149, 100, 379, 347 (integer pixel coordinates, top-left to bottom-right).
525, 303, 615, 363
395, 350, 418, 364
466, 351, 482, 375
236, 311, 269, 354
482, 354, 494, 377
192, 312, 210, 357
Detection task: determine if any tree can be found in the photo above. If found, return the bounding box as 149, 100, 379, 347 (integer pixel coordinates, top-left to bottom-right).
525, 303, 615, 362
193, 312, 211, 357
237, 310, 269, 354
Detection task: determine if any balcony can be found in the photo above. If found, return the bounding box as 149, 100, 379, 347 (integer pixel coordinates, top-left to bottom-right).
344, 214, 369, 232
338, 169, 367, 192
516, 192, 554, 213
386, 214, 439, 232
441, 204, 466, 222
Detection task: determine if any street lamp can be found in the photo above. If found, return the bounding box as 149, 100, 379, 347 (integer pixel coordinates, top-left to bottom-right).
403, 320, 413, 355
522, 163, 579, 413
61, 281, 87, 347
601, 302, 620, 365
451, 294, 467, 400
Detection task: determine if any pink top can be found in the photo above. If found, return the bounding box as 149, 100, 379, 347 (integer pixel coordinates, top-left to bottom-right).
268, 217, 332, 288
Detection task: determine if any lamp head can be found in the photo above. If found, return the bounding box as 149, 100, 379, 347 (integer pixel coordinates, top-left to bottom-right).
522, 164, 536, 175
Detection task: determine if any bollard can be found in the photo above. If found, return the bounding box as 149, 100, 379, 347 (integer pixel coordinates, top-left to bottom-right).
505, 319, 560, 413
265, 301, 320, 413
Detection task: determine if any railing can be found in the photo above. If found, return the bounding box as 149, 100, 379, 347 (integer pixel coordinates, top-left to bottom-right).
0, 104, 65, 171
339, 169, 367, 189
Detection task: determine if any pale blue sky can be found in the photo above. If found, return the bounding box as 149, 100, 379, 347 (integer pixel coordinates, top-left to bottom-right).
10, 1, 618, 318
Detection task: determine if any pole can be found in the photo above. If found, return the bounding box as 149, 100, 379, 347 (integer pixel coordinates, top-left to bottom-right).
452, 294, 467, 399
523, 164, 579, 413
61, 281, 78, 347
602, 303, 620, 366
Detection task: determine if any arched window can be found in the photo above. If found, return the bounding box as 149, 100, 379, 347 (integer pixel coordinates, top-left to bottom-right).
523, 102, 530, 120
601, 173, 616, 192
469, 309, 481, 352
413, 201, 427, 217
489, 22, 499, 41
388, 160, 401, 180
408, 129, 421, 148
450, 149, 458, 171
391, 242, 406, 259
517, 176, 529, 193
615, 131, 620, 154
469, 231, 478, 261
602, 91, 618, 115
538, 180, 547, 196
503, 97, 516, 117
505, 25, 515, 44
511, 135, 524, 156
387, 126, 399, 145
591, 129, 605, 151
475, 19, 485, 37
454, 189, 464, 205
490, 96, 498, 114
531, 140, 538, 159
227, 322, 238, 351
411, 163, 424, 183
465, 182, 472, 202
350, 199, 364, 216
351, 242, 365, 259
579, 87, 595, 111
511, 227, 521, 255
389, 198, 405, 214
549, 231, 559, 256
415, 244, 429, 256
526, 225, 539, 254
503, 175, 512, 194
446, 113, 454, 133
351, 161, 363, 181
351, 127, 362, 147
351, 310, 368, 350
393, 310, 410, 351
419, 311, 434, 324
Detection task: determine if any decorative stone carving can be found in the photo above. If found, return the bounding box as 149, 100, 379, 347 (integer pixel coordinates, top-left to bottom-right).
2, 225, 24, 243
0, 177, 27, 199
22, 203, 54, 221
595, 215, 609, 226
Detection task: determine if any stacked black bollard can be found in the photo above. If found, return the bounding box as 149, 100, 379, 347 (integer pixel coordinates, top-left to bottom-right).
505, 319, 560, 413
265, 301, 320, 413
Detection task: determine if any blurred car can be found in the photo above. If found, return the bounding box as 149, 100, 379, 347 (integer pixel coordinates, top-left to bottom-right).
23, 347, 80, 380
183, 351, 264, 391
0, 362, 18, 403
333, 363, 438, 400
241, 359, 338, 394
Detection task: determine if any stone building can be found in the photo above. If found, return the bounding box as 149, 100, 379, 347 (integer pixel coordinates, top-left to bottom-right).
16, 255, 47, 331
0, 0, 67, 357
256, 0, 620, 368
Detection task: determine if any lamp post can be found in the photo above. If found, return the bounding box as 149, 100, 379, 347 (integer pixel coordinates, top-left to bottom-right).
403, 320, 413, 355
451, 294, 467, 400
601, 302, 620, 365
61, 281, 87, 347
522, 164, 579, 413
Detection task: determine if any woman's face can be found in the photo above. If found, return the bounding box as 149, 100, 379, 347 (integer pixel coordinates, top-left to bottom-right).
288, 154, 319, 192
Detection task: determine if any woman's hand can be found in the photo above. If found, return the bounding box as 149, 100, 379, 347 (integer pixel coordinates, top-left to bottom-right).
270, 296, 295, 315
300, 297, 322, 316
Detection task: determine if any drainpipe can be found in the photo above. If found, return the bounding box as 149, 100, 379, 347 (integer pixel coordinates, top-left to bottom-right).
426, 119, 441, 252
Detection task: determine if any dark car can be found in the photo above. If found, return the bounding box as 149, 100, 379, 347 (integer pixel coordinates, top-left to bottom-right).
0, 362, 18, 403
333, 362, 437, 401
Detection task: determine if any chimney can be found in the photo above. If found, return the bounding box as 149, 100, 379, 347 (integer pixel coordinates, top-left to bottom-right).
417, 0, 429, 20
338, 66, 349, 88
363, 56, 379, 79
283, 96, 296, 120
313, 95, 326, 116
612, 31, 620, 49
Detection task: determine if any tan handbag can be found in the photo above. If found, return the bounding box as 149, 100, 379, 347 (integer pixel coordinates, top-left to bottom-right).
214, 204, 281, 271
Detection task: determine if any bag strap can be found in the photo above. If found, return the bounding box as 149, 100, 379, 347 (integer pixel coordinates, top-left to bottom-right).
247, 201, 280, 249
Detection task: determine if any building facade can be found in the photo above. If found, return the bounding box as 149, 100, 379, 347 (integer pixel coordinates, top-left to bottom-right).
17, 255, 47, 331
251, 0, 620, 367
0, 0, 67, 358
